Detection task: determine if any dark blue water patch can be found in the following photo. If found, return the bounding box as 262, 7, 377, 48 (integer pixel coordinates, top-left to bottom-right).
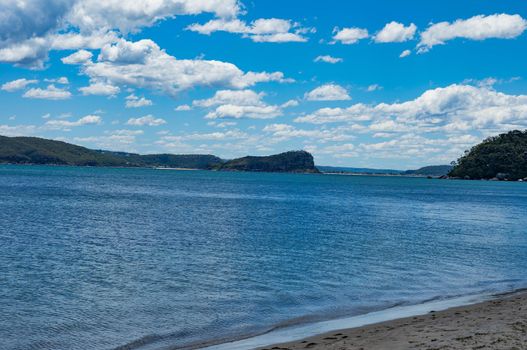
1, 165, 526, 350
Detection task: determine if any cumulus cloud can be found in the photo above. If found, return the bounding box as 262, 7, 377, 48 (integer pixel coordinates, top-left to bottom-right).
187, 18, 311, 43
418, 13, 527, 52
79, 82, 120, 96
79, 39, 288, 96
399, 49, 411, 58
205, 105, 283, 119
175, 104, 191, 111
73, 129, 144, 150
69, 0, 240, 33
314, 55, 343, 64
193, 89, 265, 107
160, 129, 248, 142
1, 78, 38, 92
305, 84, 351, 101
45, 114, 101, 129
127, 114, 166, 126
23, 84, 71, 100
296, 84, 527, 135
263, 123, 354, 143
193, 89, 297, 120
332, 27, 369, 44
0, 123, 38, 136
0, 0, 241, 67
61, 49, 93, 64
367, 84, 383, 92
125, 94, 153, 108
374, 22, 417, 43
45, 76, 69, 84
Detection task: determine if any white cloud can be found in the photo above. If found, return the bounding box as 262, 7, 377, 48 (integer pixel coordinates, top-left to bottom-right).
187, 18, 310, 43
61, 49, 93, 64
295, 105, 372, 124
73, 129, 144, 150
205, 105, 282, 119
208, 121, 237, 128
44, 76, 69, 84
45, 115, 102, 129
295, 84, 527, 135
281, 99, 299, 108
125, 94, 153, 108
50, 31, 119, 50
418, 13, 527, 52
0, 0, 72, 67
195, 89, 297, 120
332, 27, 369, 44
305, 84, 351, 101
161, 129, 248, 142
0, 0, 241, 67
263, 123, 353, 142
374, 22, 417, 43
0, 123, 38, 136
314, 55, 343, 64
79, 82, 120, 96
193, 89, 265, 107
175, 104, 191, 111
80, 39, 288, 96
23, 84, 71, 100
1, 78, 38, 92
367, 84, 383, 92
69, 0, 240, 33
127, 115, 166, 126
399, 49, 411, 58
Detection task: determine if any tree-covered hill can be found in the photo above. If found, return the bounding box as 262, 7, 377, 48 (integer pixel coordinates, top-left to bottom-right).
0, 136, 318, 173
0, 136, 129, 166
449, 130, 527, 180
216, 151, 319, 173
403, 165, 453, 177
0, 136, 222, 169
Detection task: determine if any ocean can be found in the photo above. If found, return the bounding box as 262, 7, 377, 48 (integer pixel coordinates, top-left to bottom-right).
1, 165, 526, 350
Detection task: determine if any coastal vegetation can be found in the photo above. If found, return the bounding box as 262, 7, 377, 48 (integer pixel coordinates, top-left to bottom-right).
215, 150, 319, 173
403, 165, 453, 177
449, 130, 527, 180
0, 135, 318, 173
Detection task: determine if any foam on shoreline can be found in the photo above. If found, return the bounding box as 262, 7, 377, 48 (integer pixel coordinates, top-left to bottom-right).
199, 293, 498, 350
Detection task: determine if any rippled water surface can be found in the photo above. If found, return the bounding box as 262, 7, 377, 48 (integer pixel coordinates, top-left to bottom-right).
1, 165, 527, 350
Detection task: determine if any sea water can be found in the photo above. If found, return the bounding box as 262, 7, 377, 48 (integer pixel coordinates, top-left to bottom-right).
1, 165, 526, 349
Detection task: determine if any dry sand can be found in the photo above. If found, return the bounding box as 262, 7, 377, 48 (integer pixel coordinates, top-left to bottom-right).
259, 291, 527, 350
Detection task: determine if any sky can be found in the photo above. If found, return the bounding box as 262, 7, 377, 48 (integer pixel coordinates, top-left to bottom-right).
1, 0, 527, 169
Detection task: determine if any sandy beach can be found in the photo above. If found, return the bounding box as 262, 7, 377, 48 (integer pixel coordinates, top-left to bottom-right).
259, 291, 527, 350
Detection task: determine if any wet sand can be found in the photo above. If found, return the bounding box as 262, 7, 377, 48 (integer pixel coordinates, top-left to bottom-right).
259, 291, 527, 350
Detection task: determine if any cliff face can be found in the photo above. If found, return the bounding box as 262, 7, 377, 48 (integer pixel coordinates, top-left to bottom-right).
449, 130, 527, 180
217, 151, 319, 173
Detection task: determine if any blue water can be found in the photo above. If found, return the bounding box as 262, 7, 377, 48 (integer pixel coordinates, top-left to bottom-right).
1, 165, 527, 350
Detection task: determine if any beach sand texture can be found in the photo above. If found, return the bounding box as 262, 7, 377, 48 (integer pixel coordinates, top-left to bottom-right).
260, 291, 527, 350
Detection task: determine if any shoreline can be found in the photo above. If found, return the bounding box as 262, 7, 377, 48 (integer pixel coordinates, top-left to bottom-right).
259, 290, 527, 350
200, 289, 527, 350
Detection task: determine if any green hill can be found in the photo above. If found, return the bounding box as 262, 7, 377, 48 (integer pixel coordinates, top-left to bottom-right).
0, 136, 317, 173
0, 136, 222, 169
0, 136, 129, 166
216, 151, 319, 173
403, 165, 453, 177
449, 130, 527, 180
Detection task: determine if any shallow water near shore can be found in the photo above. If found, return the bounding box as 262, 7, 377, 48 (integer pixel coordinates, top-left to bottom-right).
1, 165, 527, 350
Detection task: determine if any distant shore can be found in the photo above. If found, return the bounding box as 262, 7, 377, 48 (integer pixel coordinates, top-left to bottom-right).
259, 290, 527, 350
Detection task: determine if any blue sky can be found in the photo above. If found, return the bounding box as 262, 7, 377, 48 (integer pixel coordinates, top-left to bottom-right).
1, 0, 527, 168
